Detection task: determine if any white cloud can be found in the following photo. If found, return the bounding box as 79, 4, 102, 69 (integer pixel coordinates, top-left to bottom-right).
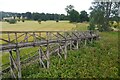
0, 0, 93, 14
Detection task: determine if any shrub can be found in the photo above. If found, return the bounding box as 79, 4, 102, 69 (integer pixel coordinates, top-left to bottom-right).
8, 19, 17, 24
22, 19, 25, 22
38, 19, 41, 24
18, 19, 20, 22
5, 19, 9, 22
56, 20, 59, 22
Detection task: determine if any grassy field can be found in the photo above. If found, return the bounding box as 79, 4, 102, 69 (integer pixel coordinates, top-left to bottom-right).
0, 21, 88, 44
1, 21, 119, 78
1, 21, 77, 31
1, 21, 88, 69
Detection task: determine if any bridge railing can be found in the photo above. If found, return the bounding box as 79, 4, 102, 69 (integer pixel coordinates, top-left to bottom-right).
0, 30, 99, 78
0, 30, 99, 45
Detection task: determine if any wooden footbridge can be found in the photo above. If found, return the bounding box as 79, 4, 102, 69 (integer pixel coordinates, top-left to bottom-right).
0, 30, 99, 78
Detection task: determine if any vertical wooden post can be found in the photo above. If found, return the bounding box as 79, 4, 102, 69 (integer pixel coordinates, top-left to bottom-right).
33, 32, 36, 42
84, 33, 87, 46
76, 39, 79, 49
64, 32, 67, 60
16, 48, 22, 79
25, 32, 28, 43
76, 32, 79, 49
15, 33, 22, 79
46, 32, 50, 68
39, 32, 41, 41
8, 33, 10, 43
70, 32, 72, 50
57, 32, 62, 58
90, 31, 93, 44
8, 33, 15, 78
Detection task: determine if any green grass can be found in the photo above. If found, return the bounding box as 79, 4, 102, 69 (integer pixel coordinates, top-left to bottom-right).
1, 21, 88, 68
1, 21, 119, 78
2, 31, 119, 78
0, 21, 88, 44
21, 32, 119, 78
1, 21, 76, 31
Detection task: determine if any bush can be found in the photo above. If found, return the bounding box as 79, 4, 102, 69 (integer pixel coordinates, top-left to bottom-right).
56, 20, 59, 22
18, 19, 20, 22
38, 19, 41, 24
8, 19, 17, 24
5, 19, 9, 22
22, 19, 25, 22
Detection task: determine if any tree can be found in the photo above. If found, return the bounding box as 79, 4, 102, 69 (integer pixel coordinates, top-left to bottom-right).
32, 13, 40, 20
89, 1, 120, 31
69, 9, 79, 22
25, 12, 32, 20
65, 5, 74, 16
79, 10, 89, 22
17, 13, 21, 19
65, 5, 79, 22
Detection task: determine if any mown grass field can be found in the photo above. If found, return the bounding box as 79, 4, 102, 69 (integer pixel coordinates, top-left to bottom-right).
0, 21, 88, 44
1, 21, 77, 31
1, 20, 119, 78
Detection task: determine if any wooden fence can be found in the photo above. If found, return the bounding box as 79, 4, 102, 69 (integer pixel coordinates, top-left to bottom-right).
0, 30, 99, 78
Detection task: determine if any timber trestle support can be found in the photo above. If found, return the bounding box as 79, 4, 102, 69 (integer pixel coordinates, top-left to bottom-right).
0, 30, 99, 78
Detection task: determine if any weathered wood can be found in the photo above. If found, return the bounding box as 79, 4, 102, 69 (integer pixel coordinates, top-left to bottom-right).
33, 32, 36, 43
38, 48, 46, 68
25, 32, 28, 43
1, 30, 99, 79
16, 48, 22, 79
46, 32, 50, 68
9, 50, 16, 78
64, 32, 67, 60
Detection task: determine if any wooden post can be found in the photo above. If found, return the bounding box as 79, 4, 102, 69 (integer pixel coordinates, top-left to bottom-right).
8, 33, 16, 78
25, 32, 28, 43
46, 32, 50, 68
76, 39, 79, 49
84, 33, 87, 46
39, 32, 41, 41
76, 32, 79, 49
33, 32, 36, 42
16, 48, 22, 79
64, 32, 67, 60
70, 32, 72, 50
90, 31, 93, 44
15, 33, 22, 79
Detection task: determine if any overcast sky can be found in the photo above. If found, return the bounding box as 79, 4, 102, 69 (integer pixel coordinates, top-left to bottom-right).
0, 0, 93, 14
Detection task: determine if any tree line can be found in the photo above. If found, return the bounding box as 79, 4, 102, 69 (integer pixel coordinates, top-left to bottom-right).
1, 10, 89, 23
1, 1, 119, 32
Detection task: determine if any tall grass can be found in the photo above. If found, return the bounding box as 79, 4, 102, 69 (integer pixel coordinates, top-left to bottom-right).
19, 32, 119, 78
